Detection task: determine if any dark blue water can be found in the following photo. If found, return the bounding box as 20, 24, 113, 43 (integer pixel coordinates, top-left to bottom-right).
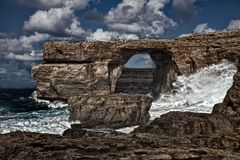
0, 89, 71, 134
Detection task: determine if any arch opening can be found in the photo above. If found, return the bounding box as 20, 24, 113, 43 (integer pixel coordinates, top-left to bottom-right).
111, 50, 180, 100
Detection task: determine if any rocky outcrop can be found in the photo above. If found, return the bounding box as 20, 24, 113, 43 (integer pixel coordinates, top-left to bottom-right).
135, 112, 233, 136
68, 94, 152, 128
1, 128, 240, 160
212, 66, 240, 130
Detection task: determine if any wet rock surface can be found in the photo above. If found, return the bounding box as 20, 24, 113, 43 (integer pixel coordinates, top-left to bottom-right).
68, 94, 152, 128
1, 125, 240, 160
134, 111, 233, 136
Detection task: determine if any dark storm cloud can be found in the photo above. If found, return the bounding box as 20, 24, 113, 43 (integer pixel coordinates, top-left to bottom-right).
172, 0, 197, 21
84, 9, 104, 21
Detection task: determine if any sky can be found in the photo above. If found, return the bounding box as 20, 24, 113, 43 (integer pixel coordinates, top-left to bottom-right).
0, 0, 240, 88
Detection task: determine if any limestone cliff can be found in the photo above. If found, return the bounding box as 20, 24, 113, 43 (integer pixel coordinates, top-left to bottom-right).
32, 30, 240, 128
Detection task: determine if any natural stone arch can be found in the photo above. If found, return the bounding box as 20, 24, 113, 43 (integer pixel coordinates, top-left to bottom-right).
108, 48, 180, 100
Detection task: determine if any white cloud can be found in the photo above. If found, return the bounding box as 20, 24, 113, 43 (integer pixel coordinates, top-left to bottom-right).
105, 0, 177, 38
16, 0, 91, 10
0, 32, 49, 61
23, 8, 86, 37
193, 23, 216, 34
86, 28, 139, 41
178, 33, 192, 37
0, 32, 48, 88
227, 19, 240, 30
23, 0, 91, 38
5, 52, 42, 61
21, 32, 50, 49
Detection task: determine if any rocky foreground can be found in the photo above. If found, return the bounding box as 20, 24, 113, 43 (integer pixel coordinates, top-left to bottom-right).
1, 111, 240, 160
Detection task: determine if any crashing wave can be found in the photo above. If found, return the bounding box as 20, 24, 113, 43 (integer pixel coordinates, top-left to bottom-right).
31, 91, 68, 108
150, 59, 237, 120
0, 92, 78, 135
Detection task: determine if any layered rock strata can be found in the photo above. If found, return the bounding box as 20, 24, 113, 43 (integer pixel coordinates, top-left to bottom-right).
68, 94, 152, 128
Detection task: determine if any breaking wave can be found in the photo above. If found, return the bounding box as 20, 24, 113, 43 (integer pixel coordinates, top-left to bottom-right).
0, 91, 75, 135
150, 60, 237, 120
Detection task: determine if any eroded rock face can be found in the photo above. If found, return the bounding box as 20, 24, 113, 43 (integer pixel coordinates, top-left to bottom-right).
32, 62, 110, 100
68, 94, 152, 128
1, 130, 240, 160
212, 67, 240, 129
135, 112, 233, 136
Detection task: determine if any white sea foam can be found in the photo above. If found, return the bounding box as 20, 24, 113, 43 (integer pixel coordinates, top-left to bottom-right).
150, 59, 237, 120
31, 91, 68, 108
0, 92, 80, 135
115, 125, 139, 134
0, 108, 71, 134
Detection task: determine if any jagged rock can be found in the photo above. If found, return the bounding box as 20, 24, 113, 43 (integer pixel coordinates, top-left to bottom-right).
135, 111, 233, 136
1, 131, 240, 160
212, 68, 240, 129
68, 94, 152, 128
32, 62, 110, 100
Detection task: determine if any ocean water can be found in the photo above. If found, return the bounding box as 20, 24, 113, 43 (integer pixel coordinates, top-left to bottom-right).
0, 89, 73, 134
0, 60, 237, 134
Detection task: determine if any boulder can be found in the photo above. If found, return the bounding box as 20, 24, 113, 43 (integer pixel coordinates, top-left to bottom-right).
135, 111, 233, 136
68, 94, 153, 128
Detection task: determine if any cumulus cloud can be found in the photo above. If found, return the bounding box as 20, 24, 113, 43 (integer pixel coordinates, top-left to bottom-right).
23, 0, 93, 37
193, 23, 216, 34
86, 28, 139, 41
172, 0, 197, 21
0, 32, 49, 88
16, 0, 91, 10
23, 8, 86, 37
227, 19, 240, 30
0, 32, 49, 61
105, 0, 177, 38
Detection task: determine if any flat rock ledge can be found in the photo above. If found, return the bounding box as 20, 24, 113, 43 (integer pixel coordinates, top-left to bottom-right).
68, 94, 152, 128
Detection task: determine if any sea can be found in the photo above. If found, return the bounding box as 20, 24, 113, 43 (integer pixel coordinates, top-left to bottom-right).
0, 60, 237, 135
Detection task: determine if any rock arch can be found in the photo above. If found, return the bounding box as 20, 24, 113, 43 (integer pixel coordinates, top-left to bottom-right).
32, 30, 240, 128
